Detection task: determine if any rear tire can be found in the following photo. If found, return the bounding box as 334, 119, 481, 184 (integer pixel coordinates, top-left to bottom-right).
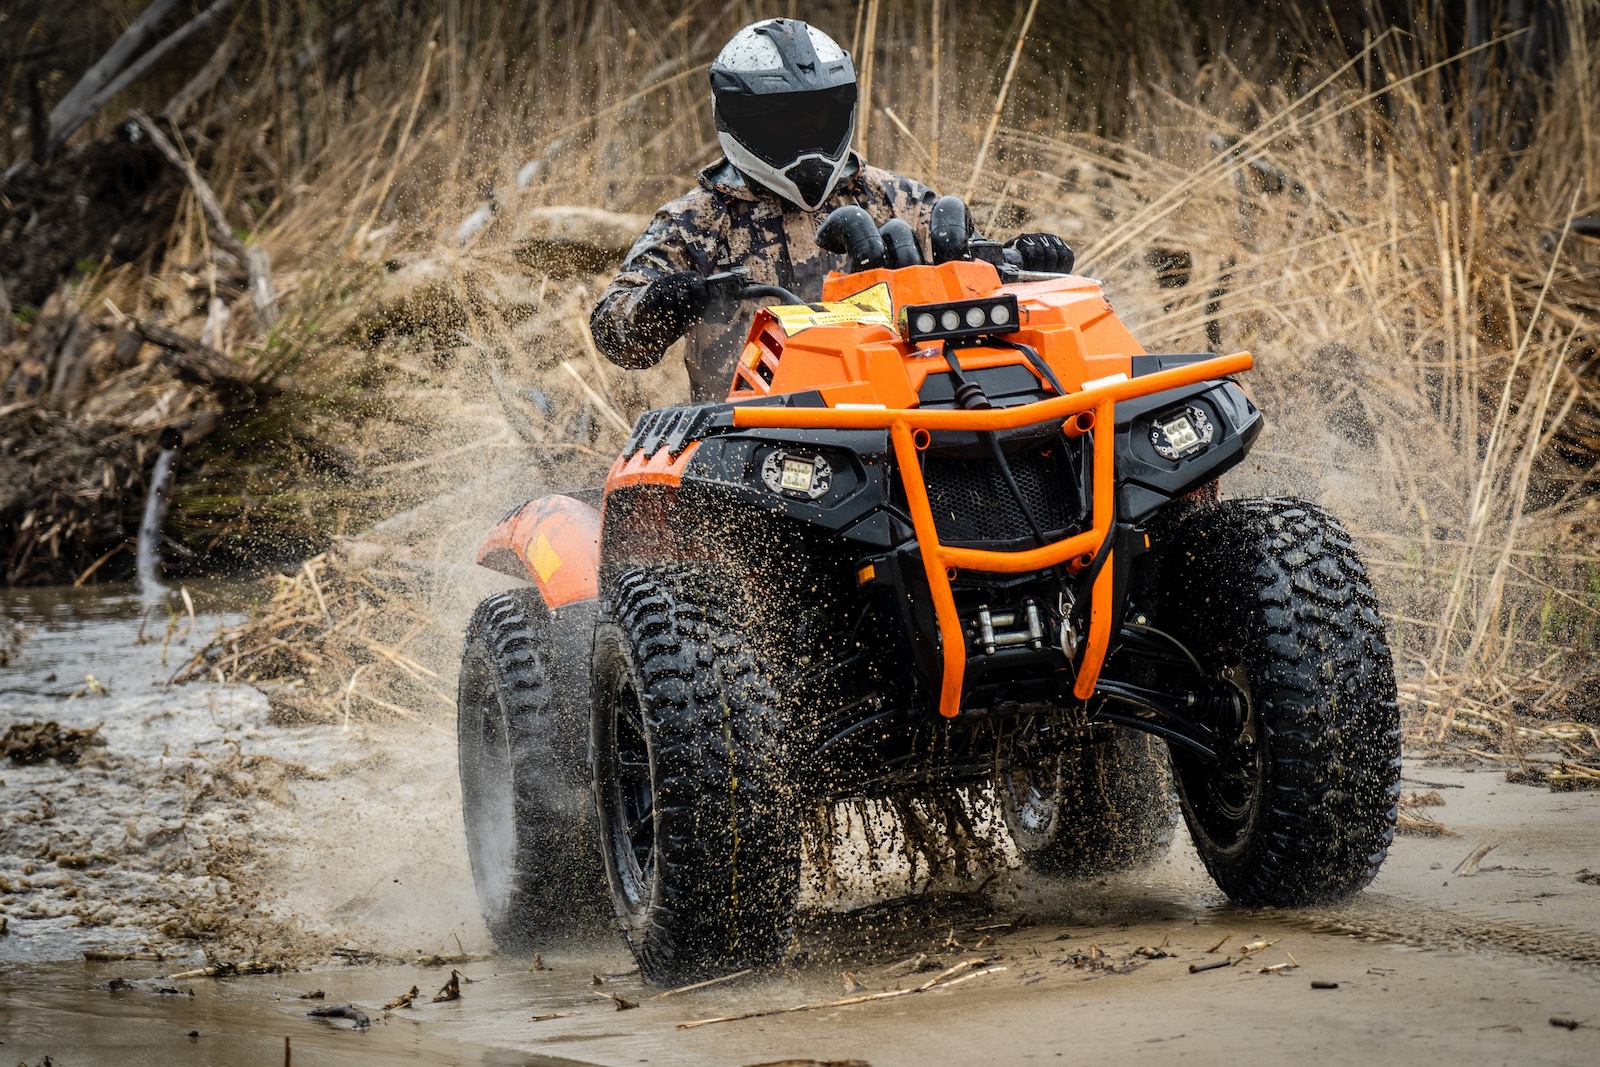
457, 591, 606, 950
591, 568, 800, 983
999, 727, 1175, 876
1162, 497, 1400, 905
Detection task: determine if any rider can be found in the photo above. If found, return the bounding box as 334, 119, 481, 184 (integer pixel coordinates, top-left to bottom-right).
590, 17, 1074, 402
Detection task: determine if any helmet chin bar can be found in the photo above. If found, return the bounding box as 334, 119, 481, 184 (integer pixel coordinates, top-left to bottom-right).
719, 131, 852, 212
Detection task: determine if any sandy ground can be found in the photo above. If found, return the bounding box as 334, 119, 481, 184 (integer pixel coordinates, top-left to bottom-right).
3, 587, 1599, 1067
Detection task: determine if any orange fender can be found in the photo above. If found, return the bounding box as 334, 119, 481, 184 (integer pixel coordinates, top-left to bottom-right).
475, 495, 600, 610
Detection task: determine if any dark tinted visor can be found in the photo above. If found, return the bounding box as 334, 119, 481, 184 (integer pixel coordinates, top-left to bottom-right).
718, 85, 857, 167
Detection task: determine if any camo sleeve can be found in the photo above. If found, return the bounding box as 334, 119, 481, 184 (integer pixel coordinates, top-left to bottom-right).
589, 192, 724, 369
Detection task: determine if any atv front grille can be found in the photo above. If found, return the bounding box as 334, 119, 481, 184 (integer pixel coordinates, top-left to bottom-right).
922, 445, 1083, 544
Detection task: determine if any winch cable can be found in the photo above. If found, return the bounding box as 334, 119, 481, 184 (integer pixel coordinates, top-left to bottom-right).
941, 340, 1048, 547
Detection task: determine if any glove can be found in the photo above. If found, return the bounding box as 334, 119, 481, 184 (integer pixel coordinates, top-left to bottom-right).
633, 271, 710, 349
1004, 232, 1075, 274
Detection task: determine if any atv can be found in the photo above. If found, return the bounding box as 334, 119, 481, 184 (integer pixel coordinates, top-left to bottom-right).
456, 197, 1401, 983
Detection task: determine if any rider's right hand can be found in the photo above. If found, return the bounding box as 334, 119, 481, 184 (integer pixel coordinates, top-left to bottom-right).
634, 270, 712, 347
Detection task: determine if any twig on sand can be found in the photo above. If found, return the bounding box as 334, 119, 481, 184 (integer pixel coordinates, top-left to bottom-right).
431, 970, 462, 1002
381, 985, 419, 1011
1231, 939, 1281, 966
594, 990, 639, 1010
1454, 842, 1500, 876
649, 968, 752, 1000
678, 958, 1002, 1029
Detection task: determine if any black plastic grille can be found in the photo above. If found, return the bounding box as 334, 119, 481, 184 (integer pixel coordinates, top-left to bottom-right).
921, 446, 1083, 544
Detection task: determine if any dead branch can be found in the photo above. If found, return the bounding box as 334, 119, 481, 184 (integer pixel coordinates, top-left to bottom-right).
128, 109, 247, 265
129, 108, 276, 326
44, 0, 240, 164
161, 31, 243, 123
132, 319, 288, 395
31, 0, 184, 168
678, 958, 1001, 1029
650, 968, 752, 1000
75, 1, 241, 151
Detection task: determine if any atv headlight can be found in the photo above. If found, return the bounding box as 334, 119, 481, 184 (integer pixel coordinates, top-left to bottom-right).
904, 295, 1021, 343
1149, 404, 1215, 460
760, 449, 833, 501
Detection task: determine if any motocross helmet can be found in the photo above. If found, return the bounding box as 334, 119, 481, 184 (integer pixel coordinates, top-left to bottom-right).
710, 18, 857, 211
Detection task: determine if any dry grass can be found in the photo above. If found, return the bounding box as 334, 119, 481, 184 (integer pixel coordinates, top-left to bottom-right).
4, 4, 1598, 759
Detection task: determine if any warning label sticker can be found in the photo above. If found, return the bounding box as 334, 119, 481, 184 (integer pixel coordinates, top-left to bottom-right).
767, 282, 895, 336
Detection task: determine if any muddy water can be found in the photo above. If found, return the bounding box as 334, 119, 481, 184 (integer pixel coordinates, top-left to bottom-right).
5, 587, 1600, 1066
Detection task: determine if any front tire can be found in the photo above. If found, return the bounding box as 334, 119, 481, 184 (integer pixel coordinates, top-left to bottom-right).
1163, 497, 1400, 905
457, 592, 606, 950
591, 568, 799, 984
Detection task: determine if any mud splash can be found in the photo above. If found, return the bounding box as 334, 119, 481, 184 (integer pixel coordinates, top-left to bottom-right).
0, 584, 481, 969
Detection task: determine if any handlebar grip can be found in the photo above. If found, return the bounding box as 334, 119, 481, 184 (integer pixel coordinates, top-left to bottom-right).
929, 195, 973, 264
816, 206, 887, 271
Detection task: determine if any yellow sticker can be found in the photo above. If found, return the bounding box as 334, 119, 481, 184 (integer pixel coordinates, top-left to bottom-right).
836, 281, 893, 319
528, 534, 562, 583
767, 281, 895, 336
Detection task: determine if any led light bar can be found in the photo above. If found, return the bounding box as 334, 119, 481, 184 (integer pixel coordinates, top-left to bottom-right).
903, 295, 1020, 344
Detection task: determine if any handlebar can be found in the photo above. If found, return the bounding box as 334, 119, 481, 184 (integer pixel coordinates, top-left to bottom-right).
743, 282, 805, 305
701, 271, 804, 324
699, 217, 1068, 328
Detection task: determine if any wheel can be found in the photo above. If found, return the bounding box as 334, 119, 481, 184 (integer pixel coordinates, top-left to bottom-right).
591, 567, 800, 983
1161, 497, 1400, 905
457, 591, 606, 950
999, 726, 1175, 876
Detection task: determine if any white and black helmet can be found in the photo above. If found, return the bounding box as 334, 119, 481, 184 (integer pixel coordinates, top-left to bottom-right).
710, 19, 857, 211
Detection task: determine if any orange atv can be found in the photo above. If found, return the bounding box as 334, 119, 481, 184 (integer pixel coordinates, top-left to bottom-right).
457, 198, 1401, 982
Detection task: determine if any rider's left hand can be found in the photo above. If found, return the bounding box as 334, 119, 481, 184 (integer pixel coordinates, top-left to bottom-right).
1005, 232, 1075, 274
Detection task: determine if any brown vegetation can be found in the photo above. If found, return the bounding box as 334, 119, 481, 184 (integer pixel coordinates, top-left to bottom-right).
3, 3, 1598, 760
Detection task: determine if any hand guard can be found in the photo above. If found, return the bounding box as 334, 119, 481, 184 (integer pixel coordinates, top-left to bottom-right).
1004, 232, 1075, 274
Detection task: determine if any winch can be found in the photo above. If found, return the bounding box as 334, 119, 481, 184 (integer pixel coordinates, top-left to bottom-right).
967, 598, 1046, 655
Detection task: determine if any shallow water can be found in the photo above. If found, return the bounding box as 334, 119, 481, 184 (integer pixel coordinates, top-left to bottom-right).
5, 586, 1600, 1066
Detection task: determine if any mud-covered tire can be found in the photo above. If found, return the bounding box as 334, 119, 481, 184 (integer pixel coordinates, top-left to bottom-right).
591, 568, 799, 984
1163, 497, 1400, 905
457, 591, 606, 950
1000, 727, 1175, 876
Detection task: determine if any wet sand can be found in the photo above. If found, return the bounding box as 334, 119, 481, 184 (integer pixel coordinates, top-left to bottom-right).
3, 588, 1598, 1066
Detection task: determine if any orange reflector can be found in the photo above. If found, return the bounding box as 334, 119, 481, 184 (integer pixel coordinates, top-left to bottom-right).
857, 563, 876, 585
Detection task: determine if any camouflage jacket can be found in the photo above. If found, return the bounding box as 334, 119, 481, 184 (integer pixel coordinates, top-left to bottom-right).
590, 153, 942, 401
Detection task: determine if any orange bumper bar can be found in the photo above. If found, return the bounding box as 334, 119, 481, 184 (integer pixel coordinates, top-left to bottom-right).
732, 352, 1254, 718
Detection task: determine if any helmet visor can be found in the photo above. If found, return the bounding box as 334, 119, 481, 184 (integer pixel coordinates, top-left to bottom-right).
717, 85, 857, 168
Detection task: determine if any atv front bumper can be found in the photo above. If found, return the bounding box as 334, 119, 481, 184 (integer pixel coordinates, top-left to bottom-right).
731, 351, 1255, 718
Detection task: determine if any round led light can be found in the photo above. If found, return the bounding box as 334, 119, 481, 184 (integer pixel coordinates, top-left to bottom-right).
939, 309, 961, 331
914, 312, 937, 334
990, 303, 1012, 326
965, 306, 986, 328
